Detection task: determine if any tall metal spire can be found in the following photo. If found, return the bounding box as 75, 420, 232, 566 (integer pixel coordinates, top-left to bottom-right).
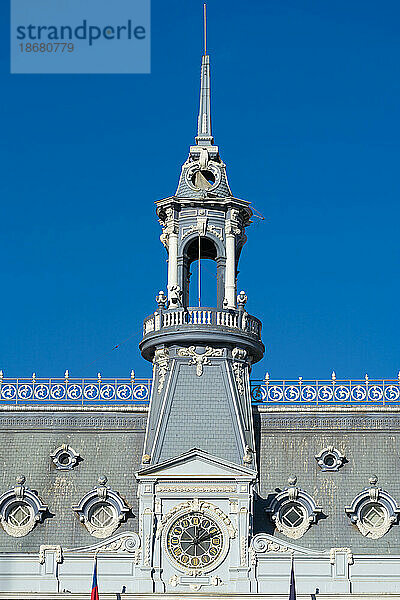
196, 4, 214, 146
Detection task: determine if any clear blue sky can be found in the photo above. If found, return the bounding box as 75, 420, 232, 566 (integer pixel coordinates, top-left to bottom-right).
1, 0, 399, 380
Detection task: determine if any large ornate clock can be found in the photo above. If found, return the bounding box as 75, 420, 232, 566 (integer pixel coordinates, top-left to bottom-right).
166, 511, 225, 570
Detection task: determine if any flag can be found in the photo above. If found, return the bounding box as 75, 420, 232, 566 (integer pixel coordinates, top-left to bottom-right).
289, 555, 296, 600
91, 556, 99, 600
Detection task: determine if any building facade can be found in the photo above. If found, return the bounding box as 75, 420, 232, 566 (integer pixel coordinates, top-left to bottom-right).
1, 46, 400, 599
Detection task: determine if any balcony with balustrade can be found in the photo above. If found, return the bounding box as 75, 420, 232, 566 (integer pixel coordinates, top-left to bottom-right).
139, 306, 265, 363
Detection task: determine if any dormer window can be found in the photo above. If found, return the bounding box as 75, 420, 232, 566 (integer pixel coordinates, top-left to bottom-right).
266, 476, 322, 540
72, 476, 130, 539
51, 444, 80, 470
315, 446, 345, 472
345, 476, 400, 539
0, 476, 48, 537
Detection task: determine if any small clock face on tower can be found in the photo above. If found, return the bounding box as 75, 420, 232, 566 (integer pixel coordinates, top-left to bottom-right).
166, 511, 224, 569
185, 163, 221, 191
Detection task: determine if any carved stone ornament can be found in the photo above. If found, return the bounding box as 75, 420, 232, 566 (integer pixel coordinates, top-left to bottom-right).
177, 346, 223, 376
181, 219, 223, 243
266, 476, 322, 540
153, 347, 170, 393
232, 348, 247, 396
155, 484, 235, 493
225, 221, 241, 236
232, 347, 247, 361
250, 533, 324, 562
251, 535, 289, 554
39, 545, 63, 564
51, 443, 80, 470
315, 446, 345, 472
243, 445, 253, 465
72, 476, 130, 539
232, 362, 245, 395
237, 291, 248, 308
156, 290, 167, 309
345, 476, 400, 539
169, 573, 223, 591
156, 498, 236, 540
240, 535, 248, 566
208, 224, 223, 241
329, 547, 354, 565
0, 476, 48, 538
66, 532, 140, 560
159, 208, 177, 250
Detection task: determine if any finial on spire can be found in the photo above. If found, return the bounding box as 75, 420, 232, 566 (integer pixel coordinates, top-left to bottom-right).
195, 3, 214, 146
203, 3, 207, 56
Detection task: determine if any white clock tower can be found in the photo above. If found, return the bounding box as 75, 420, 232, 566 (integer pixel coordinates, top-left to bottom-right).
134, 30, 264, 594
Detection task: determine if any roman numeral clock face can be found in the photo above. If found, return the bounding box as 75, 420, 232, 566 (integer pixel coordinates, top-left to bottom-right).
166, 512, 224, 569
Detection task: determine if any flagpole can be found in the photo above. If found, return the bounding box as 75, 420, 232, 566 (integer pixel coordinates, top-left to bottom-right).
91, 552, 99, 600
289, 552, 296, 600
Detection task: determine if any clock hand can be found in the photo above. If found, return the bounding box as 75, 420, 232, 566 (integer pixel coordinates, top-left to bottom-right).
183, 530, 196, 542
197, 531, 212, 544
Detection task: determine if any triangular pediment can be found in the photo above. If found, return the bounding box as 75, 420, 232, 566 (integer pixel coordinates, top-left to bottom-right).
136, 448, 256, 480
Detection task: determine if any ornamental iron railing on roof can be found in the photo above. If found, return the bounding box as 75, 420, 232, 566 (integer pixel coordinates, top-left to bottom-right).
250, 373, 400, 406
0, 371, 151, 405
0, 371, 399, 406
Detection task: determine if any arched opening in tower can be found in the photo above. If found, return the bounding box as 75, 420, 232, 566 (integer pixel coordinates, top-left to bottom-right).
185, 237, 222, 308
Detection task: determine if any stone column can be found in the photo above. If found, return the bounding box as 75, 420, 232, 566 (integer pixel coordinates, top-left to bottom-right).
225, 227, 236, 308
167, 229, 178, 303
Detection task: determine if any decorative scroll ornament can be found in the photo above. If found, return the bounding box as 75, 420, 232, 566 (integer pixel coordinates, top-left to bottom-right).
345, 476, 400, 539
72, 476, 130, 539
232, 347, 247, 396
208, 224, 223, 241
232, 363, 245, 395
266, 476, 322, 540
177, 346, 223, 376
250, 533, 325, 564
181, 219, 223, 242
159, 208, 177, 249
156, 498, 236, 540
66, 532, 140, 557
0, 476, 48, 538
181, 224, 198, 240
153, 347, 169, 393
251, 535, 289, 554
